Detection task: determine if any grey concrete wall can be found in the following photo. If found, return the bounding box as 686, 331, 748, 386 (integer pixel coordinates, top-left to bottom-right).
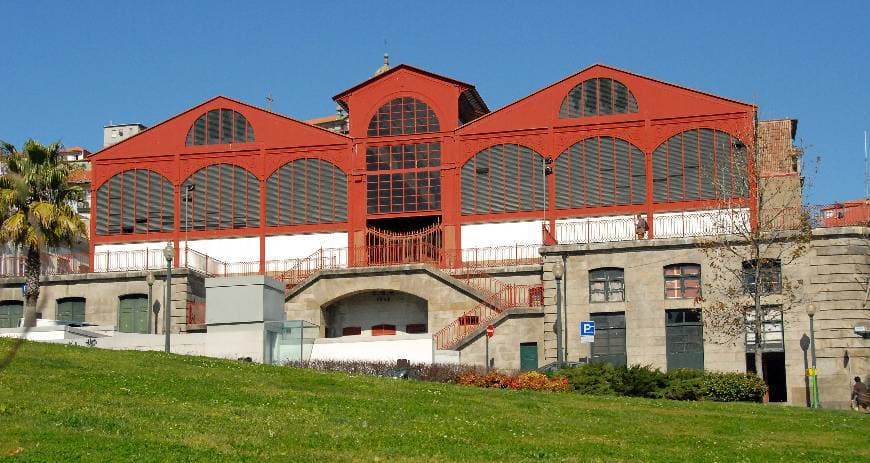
323, 291, 427, 337
205, 275, 284, 325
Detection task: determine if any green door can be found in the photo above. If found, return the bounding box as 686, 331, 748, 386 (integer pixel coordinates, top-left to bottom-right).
666, 309, 704, 371
520, 342, 538, 371
0, 301, 24, 328
57, 298, 86, 323
590, 312, 627, 366
119, 295, 149, 334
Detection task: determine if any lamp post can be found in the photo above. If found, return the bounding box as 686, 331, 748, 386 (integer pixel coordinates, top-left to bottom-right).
184, 184, 195, 266
806, 303, 820, 408
146, 271, 155, 334
553, 260, 565, 365
163, 243, 174, 353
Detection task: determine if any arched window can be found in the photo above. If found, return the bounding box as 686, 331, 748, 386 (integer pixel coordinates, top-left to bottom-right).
367, 97, 440, 136
652, 129, 748, 202
95, 169, 174, 235
461, 144, 546, 215
560, 78, 638, 118
185, 109, 254, 146
266, 159, 348, 226
555, 136, 646, 209
181, 164, 260, 230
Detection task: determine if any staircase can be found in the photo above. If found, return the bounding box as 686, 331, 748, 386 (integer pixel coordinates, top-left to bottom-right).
277, 248, 346, 289
434, 265, 543, 350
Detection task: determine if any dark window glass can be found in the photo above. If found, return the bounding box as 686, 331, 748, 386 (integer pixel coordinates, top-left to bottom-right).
367, 97, 440, 136
406, 323, 427, 334
589, 268, 625, 302
342, 326, 362, 336
560, 78, 639, 118
185, 109, 255, 146
95, 170, 174, 235
742, 259, 782, 295
665, 309, 704, 370
365, 143, 441, 214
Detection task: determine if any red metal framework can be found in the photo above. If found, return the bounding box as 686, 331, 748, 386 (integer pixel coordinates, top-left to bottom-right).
88, 64, 758, 269
367, 96, 440, 136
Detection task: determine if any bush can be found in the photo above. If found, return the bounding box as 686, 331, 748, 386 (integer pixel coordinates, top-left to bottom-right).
613, 365, 667, 398
661, 369, 706, 401
509, 372, 570, 392
703, 372, 767, 403
557, 362, 618, 395
456, 371, 569, 392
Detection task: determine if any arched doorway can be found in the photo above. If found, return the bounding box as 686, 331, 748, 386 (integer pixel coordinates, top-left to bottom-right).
322, 290, 427, 338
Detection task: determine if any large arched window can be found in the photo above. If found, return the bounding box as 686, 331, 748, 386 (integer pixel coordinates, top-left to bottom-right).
652, 129, 748, 202
266, 159, 348, 226
461, 144, 546, 215
560, 78, 638, 118
555, 136, 646, 209
185, 108, 254, 146
367, 97, 440, 136
95, 169, 174, 235
181, 164, 260, 230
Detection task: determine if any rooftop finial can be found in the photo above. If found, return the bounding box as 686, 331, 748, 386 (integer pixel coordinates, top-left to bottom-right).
374, 52, 391, 76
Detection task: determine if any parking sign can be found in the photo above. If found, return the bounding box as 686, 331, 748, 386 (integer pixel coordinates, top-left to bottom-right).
580, 321, 595, 343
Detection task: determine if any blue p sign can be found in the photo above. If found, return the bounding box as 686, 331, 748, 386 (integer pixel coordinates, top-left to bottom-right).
580, 321, 595, 336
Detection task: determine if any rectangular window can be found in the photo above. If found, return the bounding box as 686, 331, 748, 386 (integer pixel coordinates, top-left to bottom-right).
405, 323, 427, 334
665, 309, 704, 371
742, 260, 782, 295
0, 301, 24, 329
745, 306, 784, 353
371, 324, 396, 336
342, 326, 362, 336
458, 315, 479, 326
589, 268, 625, 302
365, 142, 441, 214
664, 264, 701, 299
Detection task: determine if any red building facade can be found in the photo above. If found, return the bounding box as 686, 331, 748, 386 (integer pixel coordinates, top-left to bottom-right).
89, 64, 755, 270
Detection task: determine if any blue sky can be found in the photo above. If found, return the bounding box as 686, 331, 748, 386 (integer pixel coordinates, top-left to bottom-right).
1, 1, 868, 204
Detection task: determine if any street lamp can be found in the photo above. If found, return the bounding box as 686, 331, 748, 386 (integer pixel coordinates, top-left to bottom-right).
553, 260, 565, 365
806, 303, 821, 408
146, 271, 155, 334
163, 243, 174, 353
183, 184, 195, 266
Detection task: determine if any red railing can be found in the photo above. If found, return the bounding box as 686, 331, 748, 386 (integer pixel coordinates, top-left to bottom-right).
433, 282, 544, 350
278, 247, 347, 288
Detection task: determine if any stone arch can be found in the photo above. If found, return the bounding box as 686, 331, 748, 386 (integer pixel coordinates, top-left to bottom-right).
322, 290, 428, 338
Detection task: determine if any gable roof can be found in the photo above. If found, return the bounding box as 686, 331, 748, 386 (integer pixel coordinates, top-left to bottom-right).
332, 63, 487, 111
90, 95, 350, 159
457, 63, 755, 133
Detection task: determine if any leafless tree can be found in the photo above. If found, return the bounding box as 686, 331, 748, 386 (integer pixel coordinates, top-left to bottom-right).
697, 115, 813, 380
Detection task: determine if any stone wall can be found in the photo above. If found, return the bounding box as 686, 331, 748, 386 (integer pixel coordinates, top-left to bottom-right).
540, 226, 869, 409
0, 269, 199, 333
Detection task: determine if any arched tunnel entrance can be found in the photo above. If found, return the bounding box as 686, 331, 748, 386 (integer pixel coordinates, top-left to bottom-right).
322, 290, 428, 338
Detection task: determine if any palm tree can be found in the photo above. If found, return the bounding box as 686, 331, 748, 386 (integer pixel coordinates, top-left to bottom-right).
0, 140, 87, 328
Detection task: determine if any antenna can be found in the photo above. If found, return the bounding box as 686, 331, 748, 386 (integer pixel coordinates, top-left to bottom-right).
865, 130, 869, 198
266, 93, 274, 111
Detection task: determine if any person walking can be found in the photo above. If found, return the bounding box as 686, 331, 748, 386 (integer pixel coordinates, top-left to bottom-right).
852, 376, 868, 411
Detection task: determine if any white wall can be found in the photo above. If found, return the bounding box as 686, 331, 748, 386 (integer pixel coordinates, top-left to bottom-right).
460, 221, 542, 249
265, 233, 347, 260
310, 335, 433, 363
181, 237, 260, 263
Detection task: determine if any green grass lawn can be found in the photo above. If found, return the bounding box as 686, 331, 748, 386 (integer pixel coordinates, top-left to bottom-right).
0, 340, 866, 462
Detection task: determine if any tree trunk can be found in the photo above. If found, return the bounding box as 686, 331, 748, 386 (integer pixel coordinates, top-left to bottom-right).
22, 245, 40, 328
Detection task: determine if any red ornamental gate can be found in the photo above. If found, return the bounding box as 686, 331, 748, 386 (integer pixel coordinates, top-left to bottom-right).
363, 221, 442, 266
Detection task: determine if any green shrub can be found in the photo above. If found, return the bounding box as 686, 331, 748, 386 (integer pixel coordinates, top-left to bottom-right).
661, 369, 706, 401
557, 362, 618, 395
613, 364, 667, 398
702, 372, 768, 402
